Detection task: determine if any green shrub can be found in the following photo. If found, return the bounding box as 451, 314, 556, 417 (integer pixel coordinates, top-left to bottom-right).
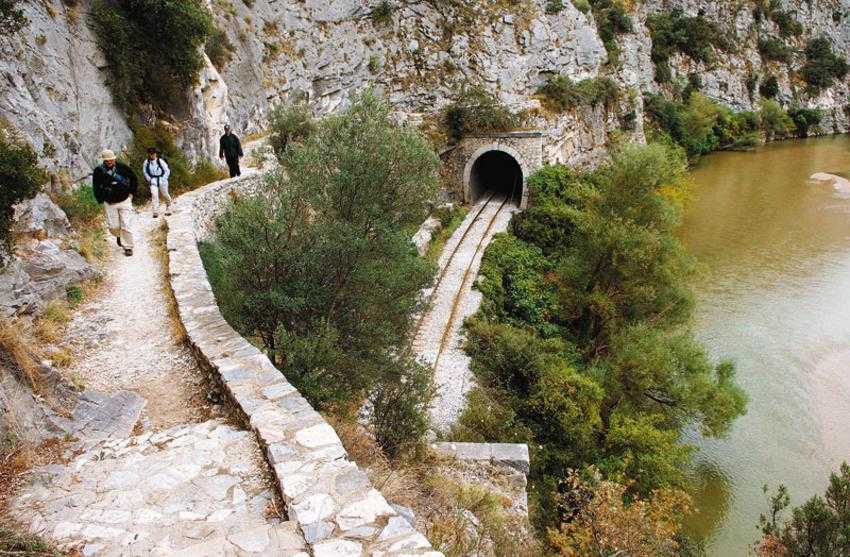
571, 0, 590, 14
371, 0, 394, 24
758, 37, 792, 63
66, 284, 84, 308
759, 75, 779, 98
644, 92, 759, 157
267, 102, 315, 162
787, 107, 822, 137
89, 0, 213, 116
369, 358, 434, 457
545, 0, 565, 14
205, 26, 234, 68
757, 462, 850, 557
588, 0, 632, 64
647, 9, 730, 83
0, 0, 25, 34
0, 131, 44, 259
759, 99, 793, 139
443, 87, 519, 141
746, 73, 758, 100
537, 75, 620, 112
207, 91, 439, 453
769, 8, 803, 38
54, 184, 101, 225
681, 72, 702, 101
801, 38, 848, 94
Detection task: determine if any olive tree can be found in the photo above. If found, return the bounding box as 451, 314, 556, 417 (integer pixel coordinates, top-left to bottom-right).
210, 91, 440, 453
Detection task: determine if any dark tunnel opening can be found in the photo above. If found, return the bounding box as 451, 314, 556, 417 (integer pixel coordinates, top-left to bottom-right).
469, 150, 523, 205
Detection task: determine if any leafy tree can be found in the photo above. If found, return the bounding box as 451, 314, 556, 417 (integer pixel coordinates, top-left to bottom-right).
457, 143, 747, 538
644, 93, 759, 158
267, 103, 315, 162
787, 107, 823, 137
0, 131, 45, 261
89, 0, 213, 115
207, 91, 439, 454
0, 0, 25, 34
759, 100, 793, 140
755, 462, 850, 557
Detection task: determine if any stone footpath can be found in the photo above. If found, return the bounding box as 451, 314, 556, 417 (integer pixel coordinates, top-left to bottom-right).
7, 190, 304, 555
9, 420, 306, 556
167, 174, 444, 556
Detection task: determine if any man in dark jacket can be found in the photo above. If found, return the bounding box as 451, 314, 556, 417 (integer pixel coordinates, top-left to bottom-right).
92, 149, 138, 256
219, 125, 243, 178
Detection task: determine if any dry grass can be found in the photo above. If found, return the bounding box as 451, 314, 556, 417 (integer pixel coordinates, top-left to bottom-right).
32, 299, 71, 345
151, 222, 187, 343
328, 415, 539, 556
0, 434, 68, 557
0, 321, 42, 392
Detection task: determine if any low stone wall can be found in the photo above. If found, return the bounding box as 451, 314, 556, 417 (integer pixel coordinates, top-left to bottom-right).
165, 173, 443, 557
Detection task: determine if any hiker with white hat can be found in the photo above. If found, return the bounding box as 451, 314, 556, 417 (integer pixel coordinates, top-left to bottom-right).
92, 149, 138, 256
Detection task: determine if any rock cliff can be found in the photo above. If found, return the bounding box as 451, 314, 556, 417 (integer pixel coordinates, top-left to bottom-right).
1, 0, 848, 172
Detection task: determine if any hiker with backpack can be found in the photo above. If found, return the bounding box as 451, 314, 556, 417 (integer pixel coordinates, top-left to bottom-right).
143, 147, 172, 217
92, 149, 138, 257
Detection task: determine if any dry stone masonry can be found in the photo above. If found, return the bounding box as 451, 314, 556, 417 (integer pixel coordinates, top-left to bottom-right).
165, 173, 444, 556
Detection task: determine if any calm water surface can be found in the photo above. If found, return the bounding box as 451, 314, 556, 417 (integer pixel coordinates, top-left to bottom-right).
681, 136, 850, 556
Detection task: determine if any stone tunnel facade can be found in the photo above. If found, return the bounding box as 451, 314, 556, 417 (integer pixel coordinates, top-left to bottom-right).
442, 132, 544, 210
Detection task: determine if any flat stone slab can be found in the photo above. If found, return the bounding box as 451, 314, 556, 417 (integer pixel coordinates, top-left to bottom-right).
431, 442, 530, 474
69, 390, 146, 440
8, 420, 304, 556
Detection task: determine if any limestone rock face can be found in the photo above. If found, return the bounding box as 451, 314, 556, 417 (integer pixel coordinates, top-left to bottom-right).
0, 0, 132, 176
13, 193, 72, 240
0, 194, 97, 318
1, 0, 849, 173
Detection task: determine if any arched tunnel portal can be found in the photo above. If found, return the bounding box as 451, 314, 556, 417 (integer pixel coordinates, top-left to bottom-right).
463, 145, 529, 209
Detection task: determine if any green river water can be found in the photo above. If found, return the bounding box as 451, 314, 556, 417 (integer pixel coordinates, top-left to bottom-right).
680, 135, 850, 555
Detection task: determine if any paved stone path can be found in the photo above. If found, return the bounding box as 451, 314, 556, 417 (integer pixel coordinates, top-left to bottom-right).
8, 191, 302, 555
9, 420, 306, 556
412, 195, 518, 431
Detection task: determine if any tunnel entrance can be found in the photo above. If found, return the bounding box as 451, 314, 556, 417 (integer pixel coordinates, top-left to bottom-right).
468, 150, 523, 205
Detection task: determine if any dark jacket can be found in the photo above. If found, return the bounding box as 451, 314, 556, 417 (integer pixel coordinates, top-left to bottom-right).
219, 133, 243, 160
92, 161, 138, 204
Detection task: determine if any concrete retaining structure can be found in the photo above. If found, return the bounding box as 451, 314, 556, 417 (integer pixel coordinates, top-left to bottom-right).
165, 172, 443, 557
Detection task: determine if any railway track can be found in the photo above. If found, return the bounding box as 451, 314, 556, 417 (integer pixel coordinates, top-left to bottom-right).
412, 193, 517, 429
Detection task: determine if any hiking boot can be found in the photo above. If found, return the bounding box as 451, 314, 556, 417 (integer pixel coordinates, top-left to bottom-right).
124, 248, 133, 257
165, 208, 172, 216
153, 213, 159, 218
117, 237, 122, 247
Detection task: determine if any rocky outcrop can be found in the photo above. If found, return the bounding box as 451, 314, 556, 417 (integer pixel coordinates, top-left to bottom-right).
0, 193, 97, 318
210, 0, 849, 168
1, 0, 848, 175
0, 0, 131, 176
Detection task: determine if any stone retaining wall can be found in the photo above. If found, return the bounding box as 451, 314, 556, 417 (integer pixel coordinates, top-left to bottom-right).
165, 173, 443, 557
